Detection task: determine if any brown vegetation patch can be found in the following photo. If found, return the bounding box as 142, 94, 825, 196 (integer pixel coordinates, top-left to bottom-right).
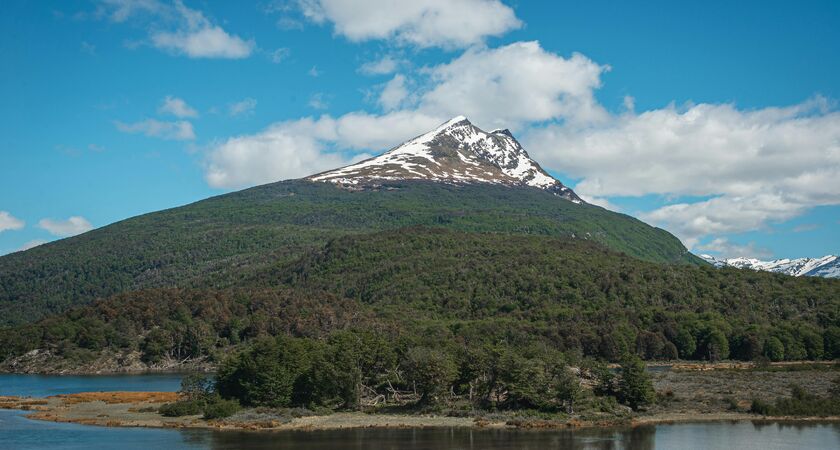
0, 396, 49, 410
52, 391, 178, 405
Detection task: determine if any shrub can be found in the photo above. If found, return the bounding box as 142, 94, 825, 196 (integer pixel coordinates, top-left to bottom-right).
159, 399, 204, 417
203, 398, 241, 419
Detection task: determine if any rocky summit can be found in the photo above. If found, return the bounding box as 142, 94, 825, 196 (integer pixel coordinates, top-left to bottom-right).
309, 116, 582, 203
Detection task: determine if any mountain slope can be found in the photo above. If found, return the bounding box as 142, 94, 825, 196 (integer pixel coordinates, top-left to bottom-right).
309, 116, 581, 202
0, 181, 698, 326
700, 254, 839, 278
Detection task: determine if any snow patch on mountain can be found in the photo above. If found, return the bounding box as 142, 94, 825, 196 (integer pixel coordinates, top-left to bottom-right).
309, 116, 581, 202
700, 254, 840, 278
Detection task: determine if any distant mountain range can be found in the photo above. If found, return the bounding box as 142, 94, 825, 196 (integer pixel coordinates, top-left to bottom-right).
700, 254, 840, 278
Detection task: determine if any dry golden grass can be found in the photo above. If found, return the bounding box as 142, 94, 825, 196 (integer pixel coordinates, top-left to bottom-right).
52, 391, 178, 405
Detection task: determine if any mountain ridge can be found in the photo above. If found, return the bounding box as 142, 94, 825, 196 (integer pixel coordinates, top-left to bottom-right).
309, 116, 582, 202
700, 254, 839, 278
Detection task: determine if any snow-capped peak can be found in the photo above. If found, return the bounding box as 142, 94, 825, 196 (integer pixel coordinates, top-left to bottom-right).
700, 254, 840, 278
309, 116, 581, 202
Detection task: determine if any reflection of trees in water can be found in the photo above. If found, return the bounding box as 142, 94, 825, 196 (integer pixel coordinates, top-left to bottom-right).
193, 426, 656, 450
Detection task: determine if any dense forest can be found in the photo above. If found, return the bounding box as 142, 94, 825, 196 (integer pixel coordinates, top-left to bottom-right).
2, 228, 838, 369
0, 181, 698, 326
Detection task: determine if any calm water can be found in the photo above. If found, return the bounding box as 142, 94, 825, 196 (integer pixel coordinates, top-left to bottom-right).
1, 374, 839, 449
0, 373, 183, 397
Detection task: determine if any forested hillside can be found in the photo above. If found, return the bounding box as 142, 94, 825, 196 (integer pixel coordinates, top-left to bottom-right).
0, 180, 697, 326
3, 228, 837, 370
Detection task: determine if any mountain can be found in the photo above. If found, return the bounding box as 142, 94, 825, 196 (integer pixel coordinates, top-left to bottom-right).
0, 120, 701, 327
309, 116, 581, 202
700, 254, 840, 278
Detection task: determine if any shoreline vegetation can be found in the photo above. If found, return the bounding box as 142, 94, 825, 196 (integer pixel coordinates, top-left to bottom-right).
2, 362, 838, 433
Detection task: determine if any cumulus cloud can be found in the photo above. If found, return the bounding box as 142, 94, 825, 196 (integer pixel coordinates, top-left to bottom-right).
270, 47, 291, 63
99, 0, 253, 59
38, 216, 93, 237
18, 239, 48, 252
415, 42, 608, 129
308, 93, 329, 110
159, 95, 198, 118
97, 0, 164, 23
0, 211, 24, 233
115, 119, 196, 140
696, 238, 773, 260
525, 97, 840, 247
205, 111, 442, 188
378, 74, 408, 111
203, 41, 609, 189
229, 98, 257, 116
359, 55, 403, 75
298, 0, 521, 49
151, 1, 253, 58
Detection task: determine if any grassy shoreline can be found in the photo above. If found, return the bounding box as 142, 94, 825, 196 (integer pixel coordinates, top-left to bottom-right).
2, 392, 839, 432
2, 363, 837, 432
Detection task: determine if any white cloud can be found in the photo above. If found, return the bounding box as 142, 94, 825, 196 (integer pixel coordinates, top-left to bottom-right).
0, 211, 24, 233
202, 41, 609, 189
359, 55, 403, 75
524, 97, 840, 247
308, 93, 329, 110
205, 111, 442, 188
100, 0, 253, 59
159, 95, 198, 118
115, 119, 196, 140
299, 0, 521, 49
414, 41, 609, 129
696, 238, 773, 260
576, 195, 619, 212
18, 239, 48, 252
792, 223, 820, 233
270, 47, 291, 63
38, 216, 93, 237
229, 98, 257, 116
308, 66, 321, 77
378, 74, 408, 111
97, 0, 165, 23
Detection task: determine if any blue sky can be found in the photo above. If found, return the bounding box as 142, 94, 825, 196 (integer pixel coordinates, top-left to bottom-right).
1, 0, 838, 259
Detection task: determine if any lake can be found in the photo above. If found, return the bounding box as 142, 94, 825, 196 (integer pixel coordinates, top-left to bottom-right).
1, 374, 839, 449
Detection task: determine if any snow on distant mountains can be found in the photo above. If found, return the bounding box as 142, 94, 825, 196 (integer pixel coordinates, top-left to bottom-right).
309, 116, 582, 203
700, 254, 840, 278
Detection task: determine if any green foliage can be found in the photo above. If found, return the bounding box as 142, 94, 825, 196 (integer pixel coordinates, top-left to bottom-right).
750, 384, 840, 417
403, 347, 457, 405
179, 373, 214, 401
1, 228, 838, 368
618, 355, 655, 410
763, 337, 786, 362
202, 397, 241, 419
159, 399, 204, 417
216, 336, 318, 408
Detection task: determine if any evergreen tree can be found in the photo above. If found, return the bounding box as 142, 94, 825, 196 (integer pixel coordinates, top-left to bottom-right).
618, 355, 655, 410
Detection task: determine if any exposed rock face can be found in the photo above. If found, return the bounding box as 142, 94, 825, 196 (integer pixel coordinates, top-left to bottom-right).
309, 116, 582, 203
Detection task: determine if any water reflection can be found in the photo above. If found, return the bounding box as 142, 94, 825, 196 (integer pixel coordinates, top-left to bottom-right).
189, 426, 658, 450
